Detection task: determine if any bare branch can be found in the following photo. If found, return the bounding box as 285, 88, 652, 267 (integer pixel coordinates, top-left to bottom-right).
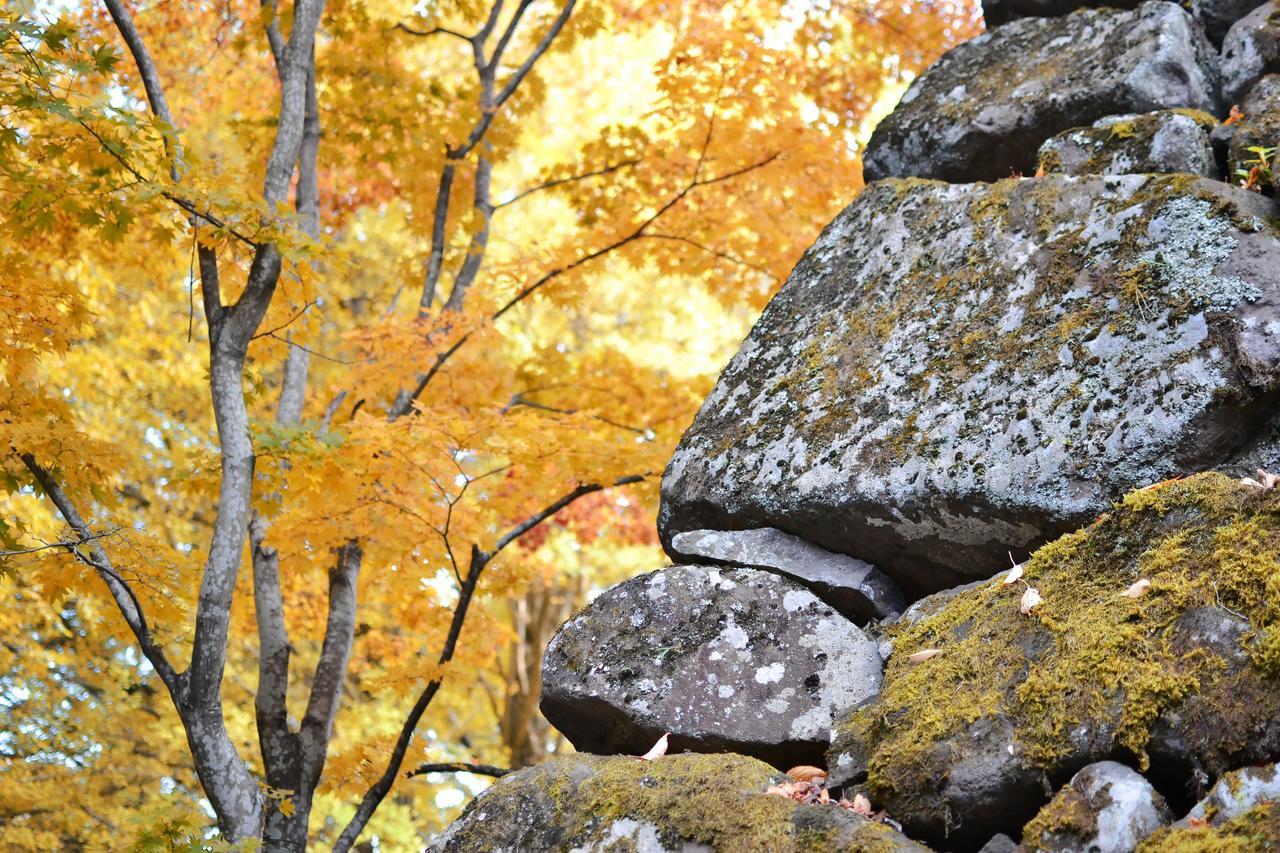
0, 528, 121, 557
638, 233, 779, 280
395, 22, 472, 43
407, 761, 510, 779
443, 154, 493, 312
299, 542, 362, 780
494, 159, 638, 210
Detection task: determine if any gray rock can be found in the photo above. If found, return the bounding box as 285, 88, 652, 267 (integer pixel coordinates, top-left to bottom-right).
659, 174, 1280, 597
826, 474, 1280, 850
1022, 762, 1173, 852
863, 2, 1221, 183
540, 565, 882, 769
1221, 1, 1280, 106
668, 528, 905, 625
977, 833, 1017, 853
1193, 0, 1271, 46
428, 752, 931, 852
1037, 111, 1220, 178
981, 0, 1141, 29
1175, 762, 1280, 827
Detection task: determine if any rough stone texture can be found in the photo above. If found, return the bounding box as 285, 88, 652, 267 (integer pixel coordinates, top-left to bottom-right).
981, 0, 1141, 29
1037, 111, 1219, 178
1194, 0, 1272, 46
1139, 800, 1280, 850
826, 474, 1280, 851
668, 528, 905, 625
659, 174, 1280, 597
1221, 1, 1280, 106
1022, 762, 1173, 852
428, 753, 931, 852
540, 566, 882, 769
976, 833, 1017, 853
862, 2, 1221, 183
1174, 761, 1280, 828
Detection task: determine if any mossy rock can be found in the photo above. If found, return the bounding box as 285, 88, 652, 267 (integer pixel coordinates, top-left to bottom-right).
1037, 111, 1219, 178
661, 173, 1280, 597
1020, 761, 1172, 851
1224, 75, 1280, 196
827, 473, 1280, 850
1138, 801, 1280, 851
863, 2, 1220, 182
427, 753, 930, 852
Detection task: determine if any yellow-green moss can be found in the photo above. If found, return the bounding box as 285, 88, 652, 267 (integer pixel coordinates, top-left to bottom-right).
1138, 803, 1280, 852
835, 473, 1280, 808
1021, 780, 1100, 850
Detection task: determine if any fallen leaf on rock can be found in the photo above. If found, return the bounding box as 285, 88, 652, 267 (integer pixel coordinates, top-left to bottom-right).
851, 793, 873, 816
786, 765, 827, 783
1189, 816, 1209, 828
766, 780, 824, 804
907, 648, 941, 663
1020, 586, 1043, 615
639, 733, 669, 761
1121, 578, 1151, 598
1001, 564, 1024, 586
1240, 469, 1280, 491
1225, 104, 1245, 126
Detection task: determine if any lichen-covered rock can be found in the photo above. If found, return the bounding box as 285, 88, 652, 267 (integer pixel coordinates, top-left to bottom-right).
1221, 1, 1280, 106
827, 474, 1280, 850
668, 528, 905, 624
977, 833, 1017, 853
862, 2, 1220, 183
1193, 0, 1271, 46
981, 0, 1141, 29
540, 566, 882, 768
1173, 761, 1280, 828
1037, 111, 1219, 178
428, 753, 931, 852
659, 174, 1280, 596
1021, 762, 1173, 852
1138, 801, 1280, 850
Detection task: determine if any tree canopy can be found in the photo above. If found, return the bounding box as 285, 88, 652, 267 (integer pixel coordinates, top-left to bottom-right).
0, 0, 976, 848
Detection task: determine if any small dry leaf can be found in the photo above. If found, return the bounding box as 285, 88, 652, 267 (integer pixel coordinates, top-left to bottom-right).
818, 787, 830, 804
1121, 578, 1152, 598
1020, 586, 1043, 615
852, 793, 874, 817
1242, 469, 1280, 491
1225, 104, 1245, 126
639, 732, 669, 761
1188, 816, 1209, 828
1001, 564, 1024, 586
786, 765, 828, 783
907, 648, 941, 664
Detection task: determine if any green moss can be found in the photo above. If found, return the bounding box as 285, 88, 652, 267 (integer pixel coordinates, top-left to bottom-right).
834, 473, 1280, 807
1021, 781, 1100, 850
1138, 803, 1280, 852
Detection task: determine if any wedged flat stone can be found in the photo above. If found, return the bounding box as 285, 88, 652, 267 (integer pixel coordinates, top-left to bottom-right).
1022, 762, 1173, 852
863, 2, 1221, 183
540, 565, 882, 769
659, 174, 1280, 596
428, 753, 931, 852
1222, 1, 1280, 105
668, 527, 905, 624
827, 475, 1280, 850
1037, 110, 1219, 178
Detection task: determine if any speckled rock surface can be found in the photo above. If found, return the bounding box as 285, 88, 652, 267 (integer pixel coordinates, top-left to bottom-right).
1174, 761, 1280, 828
862, 2, 1221, 183
981, 0, 1141, 29
540, 566, 882, 768
1037, 111, 1219, 178
825, 474, 1280, 850
668, 528, 905, 625
659, 174, 1280, 596
1022, 762, 1173, 852
428, 753, 931, 853
1193, 0, 1271, 46
1221, 1, 1280, 106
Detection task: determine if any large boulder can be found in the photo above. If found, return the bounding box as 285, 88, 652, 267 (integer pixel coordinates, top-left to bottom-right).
659, 174, 1280, 596
1221, 1, 1280, 106
1139, 801, 1280, 850
540, 565, 882, 768
1194, 0, 1273, 46
668, 527, 905, 624
863, 2, 1220, 183
428, 753, 930, 852
826, 474, 1280, 850
1037, 111, 1219, 178
1021, 762, 1173, 852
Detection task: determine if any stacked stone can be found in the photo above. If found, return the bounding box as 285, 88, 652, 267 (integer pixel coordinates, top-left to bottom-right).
434, 3, 1280, 851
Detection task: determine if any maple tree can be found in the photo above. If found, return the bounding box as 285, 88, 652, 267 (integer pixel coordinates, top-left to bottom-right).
0, 0, 976, 848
